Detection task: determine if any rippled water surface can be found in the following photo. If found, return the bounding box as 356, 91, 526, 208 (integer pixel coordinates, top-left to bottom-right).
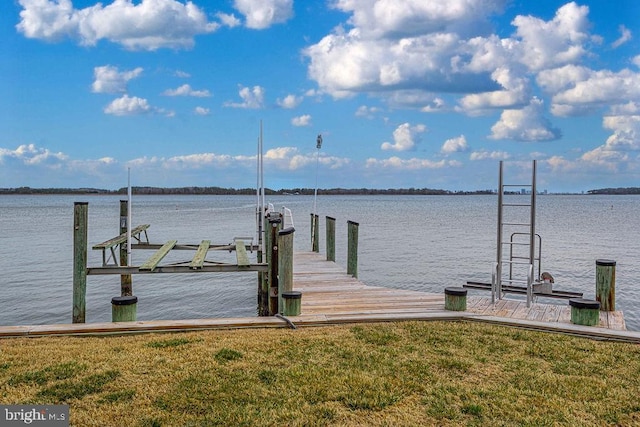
1, 194, 638, 330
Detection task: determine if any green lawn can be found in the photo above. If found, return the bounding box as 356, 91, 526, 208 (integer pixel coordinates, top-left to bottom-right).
1, 321, 639, 426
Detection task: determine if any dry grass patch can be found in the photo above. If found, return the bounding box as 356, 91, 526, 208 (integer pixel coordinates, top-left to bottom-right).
1, 321, 639, 426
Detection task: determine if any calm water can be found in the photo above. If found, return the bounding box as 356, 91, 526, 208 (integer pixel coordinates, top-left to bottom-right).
1, 194, 638, 330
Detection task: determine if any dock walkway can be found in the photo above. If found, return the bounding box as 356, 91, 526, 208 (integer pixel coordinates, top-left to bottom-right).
1, 252, 638, 342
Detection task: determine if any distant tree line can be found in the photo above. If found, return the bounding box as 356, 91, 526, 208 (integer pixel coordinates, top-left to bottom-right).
587, 187, 640, 195
5, 186, 636, 196
0, 186, 496, 196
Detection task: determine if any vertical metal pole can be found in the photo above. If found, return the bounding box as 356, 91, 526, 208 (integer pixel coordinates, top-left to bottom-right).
312, 134, 322, 251
72, 202, 88, 323
528, 160, 537, 307
256, 122, 265, 314
127, 168, 132, 266
495, 161, 504, 303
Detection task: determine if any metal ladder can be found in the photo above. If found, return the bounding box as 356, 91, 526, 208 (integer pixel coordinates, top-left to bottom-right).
493, 160, 537, 307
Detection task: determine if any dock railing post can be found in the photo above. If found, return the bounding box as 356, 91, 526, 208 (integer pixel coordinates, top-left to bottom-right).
266, 214, 282, 316
326, 216, 336, 262
311, 213, 319, 252
596, 259, 616, 311
119, 200, 133, 296
278, 227, 295, 314
72, 202, 88, 324
347, 220, 359, 278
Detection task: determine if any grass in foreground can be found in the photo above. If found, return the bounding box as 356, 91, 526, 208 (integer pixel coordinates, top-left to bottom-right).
1, 321, 639, 426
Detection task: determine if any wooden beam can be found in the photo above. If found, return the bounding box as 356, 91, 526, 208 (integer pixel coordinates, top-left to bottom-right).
87, 263, 268, 275
139, 240, 177, 271
92, 224, 150, 250
235, 239, 250, 267
189, 240, 211, 269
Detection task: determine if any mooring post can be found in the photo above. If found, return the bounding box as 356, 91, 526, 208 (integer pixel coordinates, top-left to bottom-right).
111, 296, 138, 322
596, 259, 616, 311
278, 227, 295, 314
119, 200, 133, 296
265, 214, 282, 316
310, 213, 319, 252
326, 216, 336, 262
347, 220, 359, 278
72, 202, 88, 324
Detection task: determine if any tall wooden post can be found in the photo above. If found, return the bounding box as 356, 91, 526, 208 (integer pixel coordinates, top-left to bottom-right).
326, 216, 336, 262
119, 200, 133, 296
263, 215, 282, 316
347, 220, 359, 278
278, 227, 295, 314
596, 259, 616, 311
310, 213, 319, 252
72, 202, 88, 324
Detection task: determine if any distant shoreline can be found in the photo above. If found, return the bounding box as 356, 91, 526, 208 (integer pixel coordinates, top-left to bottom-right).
1, 186, 639, 195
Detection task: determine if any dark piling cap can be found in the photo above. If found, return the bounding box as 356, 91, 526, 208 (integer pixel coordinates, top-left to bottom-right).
279, 227, 295, 236
111, 296, 138, 306
282, 291, 302, 300
569, 298, 600, 309
596, 259, 616, 266
444, 287, 468, 296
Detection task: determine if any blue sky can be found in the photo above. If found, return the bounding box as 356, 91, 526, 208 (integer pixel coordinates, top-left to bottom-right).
1, 0, 639, 192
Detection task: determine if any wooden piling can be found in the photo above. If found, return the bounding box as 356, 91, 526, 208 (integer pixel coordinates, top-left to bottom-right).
444, 287, 468, 311
311, 213, 319, 252
72, 202, 88, 324
278, 227, 295, 314
347, 220, 359, 278
119, 200, 133, 296
282, 291, 302, 316
111, 296, 138, 322
265, 215, 282, 316
596, 259, 616, 311
326, 216, 336, 262
570, 298, 600, 326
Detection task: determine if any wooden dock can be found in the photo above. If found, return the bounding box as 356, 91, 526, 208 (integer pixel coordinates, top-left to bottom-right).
1, 251, 638, 342
293, 252, 630, 332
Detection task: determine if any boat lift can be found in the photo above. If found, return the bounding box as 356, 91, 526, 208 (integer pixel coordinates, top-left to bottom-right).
464, 160, 582, 305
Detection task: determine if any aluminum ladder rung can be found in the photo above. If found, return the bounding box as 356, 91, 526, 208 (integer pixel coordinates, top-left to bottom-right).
503, 184, 532, 187
500, 260, 532, 265
502, 203, 531, 207
510, 255, 539, 261
501, 241, 530, 246
501, 222, 531, 227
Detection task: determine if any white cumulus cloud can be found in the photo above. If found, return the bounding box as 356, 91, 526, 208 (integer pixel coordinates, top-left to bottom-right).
163, 84, 211, 97
92, 65, 143, 94
194, 106, 210, 115
104, 95, 152, 116
441, 135, 468, 154
489, 98, 561, 141
469, 150, 510, 161
277, 94, 303, 109
511, 2, 591, 72
17, 0, 219, 50
224, 85, 265, 109
233, 0, 293, 29
291, 115, 312, 127
381, 123, 426, 151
